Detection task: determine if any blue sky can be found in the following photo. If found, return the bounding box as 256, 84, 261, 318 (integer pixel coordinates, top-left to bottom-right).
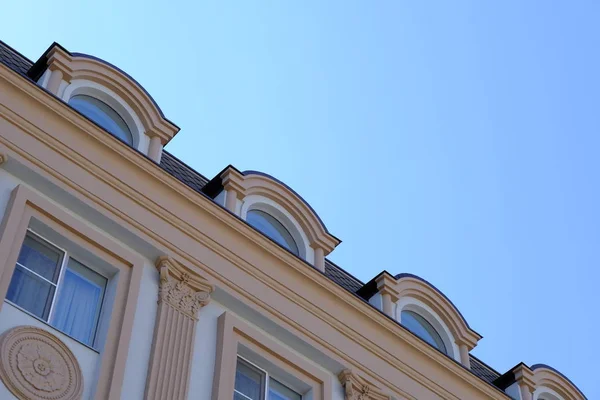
2, 1, 598, 397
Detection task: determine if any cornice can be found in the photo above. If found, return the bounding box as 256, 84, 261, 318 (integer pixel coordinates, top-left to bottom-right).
0, 62, 510, 400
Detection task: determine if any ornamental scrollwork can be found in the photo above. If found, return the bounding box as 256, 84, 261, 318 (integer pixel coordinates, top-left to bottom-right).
0, 326, 83, 400
156, 256, 213, 319
339, 369, 391, 400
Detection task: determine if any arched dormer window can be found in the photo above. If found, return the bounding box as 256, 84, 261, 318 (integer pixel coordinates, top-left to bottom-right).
217, 167, 341, 271
69, 95, 133, 145
401, 310, 447, 354
39, 44, 180, 162
361, 272, 482, 367
246, 209, 299, 256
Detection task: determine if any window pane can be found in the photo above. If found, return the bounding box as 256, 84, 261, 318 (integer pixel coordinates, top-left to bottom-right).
401, 310, 447, 354
269, 379, 302, 400
69, 95, 133, 145
246, 210, 299, 256
234, 359, 265, 400
17, 234, 62, 282
51, 259, 106, 346
6, 265, 55, 320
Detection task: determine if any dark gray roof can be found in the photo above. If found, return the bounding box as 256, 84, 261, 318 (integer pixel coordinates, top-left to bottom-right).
324, 259, 364, 292
0, 39, 503, 389
470, 356, 501, 383
160, 151, 210, 192
0, 41, 32, 76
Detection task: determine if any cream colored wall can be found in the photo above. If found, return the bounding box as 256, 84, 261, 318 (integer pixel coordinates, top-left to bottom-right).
120, 260, 159, 399
0, 169, 346, 400
0, 168, 158, 399
189, 299, 346, 400
0, 304, 100, 399
0, 61, 525, 400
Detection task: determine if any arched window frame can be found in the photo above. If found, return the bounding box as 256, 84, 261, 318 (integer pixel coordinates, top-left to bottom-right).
62, 79, 146, 151
396, 297, 459, 361
218, 167, 340, 271
37, 44, 180, 162
533, 388, 564, 400
531, 365, 587, 400
241, 196, 311, 262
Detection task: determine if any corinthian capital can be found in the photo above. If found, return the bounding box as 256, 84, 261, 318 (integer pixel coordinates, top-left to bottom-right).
338, 369, 391, 400
155, 256, 214, 319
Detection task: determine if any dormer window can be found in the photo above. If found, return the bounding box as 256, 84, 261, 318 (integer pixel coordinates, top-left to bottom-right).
246, 210, 300, 256
69, 95, 133, 145
401, 310, 447, 354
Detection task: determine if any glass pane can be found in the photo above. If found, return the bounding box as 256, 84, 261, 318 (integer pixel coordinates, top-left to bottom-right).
17, 233, 63, 282
51, 259, 106, 346
6, 265, 55, 320
401, 310, 447, 353
246, 210, 299, 256
234, 359, 265, 400
69, 95, 133, 145
269, 379, 302, 400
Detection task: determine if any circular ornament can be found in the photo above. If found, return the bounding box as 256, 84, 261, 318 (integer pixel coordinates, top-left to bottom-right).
0, 326, 83, 400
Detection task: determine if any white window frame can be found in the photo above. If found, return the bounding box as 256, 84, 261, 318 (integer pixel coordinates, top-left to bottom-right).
6, 228, 107, 349
235, 355, 302, 400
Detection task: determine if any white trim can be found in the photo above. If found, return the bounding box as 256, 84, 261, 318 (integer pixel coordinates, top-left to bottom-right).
396, 297, 460, 362
38, 69, 51, 88
533, 387, 564, 400
61, 79, 149, 153
236, 355, 303, 400
7, 229, 108, 349
240, 195, 313, 264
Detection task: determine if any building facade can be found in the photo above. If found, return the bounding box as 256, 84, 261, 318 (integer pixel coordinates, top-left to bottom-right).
0, 40, 587, 400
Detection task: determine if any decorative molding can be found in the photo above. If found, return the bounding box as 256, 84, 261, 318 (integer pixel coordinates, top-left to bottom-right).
44, 44, 179, 144
0, 63, 514, 399
156, 255, 213, 320
531, 365, 586, 400
145, 256, 214, 400
0, 185, 144, 400
0, 326, 83, 400
0, 151, 7, 166
395, 275, 482, 350
219, 167, 340, 255
339, 369, 391, 400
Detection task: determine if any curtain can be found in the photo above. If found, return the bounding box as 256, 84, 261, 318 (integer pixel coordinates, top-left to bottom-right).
235, 360, 263, 400
51, 269, 103, 346
6, 266, 55, 319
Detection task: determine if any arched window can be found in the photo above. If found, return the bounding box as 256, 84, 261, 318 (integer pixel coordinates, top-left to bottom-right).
69, 95, 133, 145
401, 310, 447, 354
246, 210, 299, 256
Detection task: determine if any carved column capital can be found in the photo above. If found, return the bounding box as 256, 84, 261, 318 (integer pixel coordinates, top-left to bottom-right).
338, 369, 391, 400
155, 256, 214, 320
146, 257, 215, 400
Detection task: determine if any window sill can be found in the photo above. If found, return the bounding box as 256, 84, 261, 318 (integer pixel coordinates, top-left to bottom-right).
3, 300, 100, 353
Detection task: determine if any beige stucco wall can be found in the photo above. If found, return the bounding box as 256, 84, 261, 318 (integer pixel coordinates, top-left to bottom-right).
0, 60, 522, 400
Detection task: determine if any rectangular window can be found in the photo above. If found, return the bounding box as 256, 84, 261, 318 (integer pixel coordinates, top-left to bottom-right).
5, 230, 107, 347
234, 357, 302, 400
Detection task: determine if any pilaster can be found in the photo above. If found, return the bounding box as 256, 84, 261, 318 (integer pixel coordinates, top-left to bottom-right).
145, 256, 214, 400
375, 273, 399, 318
514, 364, 535, 400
